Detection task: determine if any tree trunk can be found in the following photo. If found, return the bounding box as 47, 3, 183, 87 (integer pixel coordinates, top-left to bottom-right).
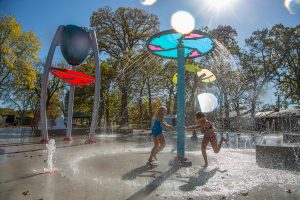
120, 87, 128, 127
139, 87, 144, 128
224, 92, 230, 130
190, 75, 197, 112
147, 82, 153, 118
234, 99, 240, 130
173, 93, 177, 115
105, 93, 110, 126
236, 101, 240, 118
297, 69, 300, 105
218, 90, 223, 129
166, 86, 174, 114
98, 89, 104, 122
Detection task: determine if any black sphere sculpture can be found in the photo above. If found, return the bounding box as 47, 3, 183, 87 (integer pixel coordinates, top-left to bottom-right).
60, 25, 91, 66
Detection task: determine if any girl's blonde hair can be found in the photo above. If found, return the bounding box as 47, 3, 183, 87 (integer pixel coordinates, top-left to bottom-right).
153, 106, 167, 119
157, 106, 167, 113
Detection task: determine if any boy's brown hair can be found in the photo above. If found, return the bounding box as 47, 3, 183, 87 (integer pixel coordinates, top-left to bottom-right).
195, 112, 205, 119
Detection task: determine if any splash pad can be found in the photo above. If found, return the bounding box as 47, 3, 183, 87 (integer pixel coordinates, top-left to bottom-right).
2, 134, 299, 200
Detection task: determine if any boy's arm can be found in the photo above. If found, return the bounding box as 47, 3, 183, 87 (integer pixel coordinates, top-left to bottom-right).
203, 121, 212, 128
185, 124, 202, 131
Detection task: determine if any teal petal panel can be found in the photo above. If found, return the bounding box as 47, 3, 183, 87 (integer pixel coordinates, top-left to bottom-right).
154, 49, 178, 58
182, 38, 214, 54
150, 33, 182, 49
154, 48, 193, 58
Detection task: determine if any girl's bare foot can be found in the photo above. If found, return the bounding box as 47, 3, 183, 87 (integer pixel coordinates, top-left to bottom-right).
148, 156, 155, 164
202, 163, 208, 168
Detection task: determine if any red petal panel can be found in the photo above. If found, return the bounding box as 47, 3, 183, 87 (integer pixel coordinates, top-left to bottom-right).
50, 67, 95, 86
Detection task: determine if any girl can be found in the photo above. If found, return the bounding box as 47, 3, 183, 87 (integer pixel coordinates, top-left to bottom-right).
185, 112, 227, 168
148, 106, 173, 165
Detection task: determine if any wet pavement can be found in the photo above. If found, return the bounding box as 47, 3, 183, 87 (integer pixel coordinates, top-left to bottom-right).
0, 132, 300, 200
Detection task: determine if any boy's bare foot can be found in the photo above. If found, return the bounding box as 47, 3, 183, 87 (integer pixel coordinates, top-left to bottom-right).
221, 137, 228, 144
202, 163, 208, 168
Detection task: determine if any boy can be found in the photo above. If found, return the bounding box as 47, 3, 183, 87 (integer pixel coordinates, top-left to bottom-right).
185, 112, 227, 168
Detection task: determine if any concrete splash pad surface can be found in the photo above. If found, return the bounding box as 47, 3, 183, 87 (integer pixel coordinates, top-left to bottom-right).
0, 134, 300, 200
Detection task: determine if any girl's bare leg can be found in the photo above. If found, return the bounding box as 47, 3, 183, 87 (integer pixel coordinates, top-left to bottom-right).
201, 137, 210, 168
153, 134, 166, 160
148, 137, 160, 162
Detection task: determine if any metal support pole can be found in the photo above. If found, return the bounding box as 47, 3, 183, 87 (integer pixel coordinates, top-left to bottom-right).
40, 26, 64, 144
86, 30, 101, 143
176, 46, 186, 158
65, 66, 76, 141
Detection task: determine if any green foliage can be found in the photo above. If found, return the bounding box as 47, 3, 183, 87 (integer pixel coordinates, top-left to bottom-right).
90, 7, 160, 126
74, 59, 117, 122
0, 107, 16, 116
91, 6, 159, 58
270, 24, 300, 105
0, 16, 40, 91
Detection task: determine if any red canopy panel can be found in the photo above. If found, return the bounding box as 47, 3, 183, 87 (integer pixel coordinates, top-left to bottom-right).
50, 67, 95, 86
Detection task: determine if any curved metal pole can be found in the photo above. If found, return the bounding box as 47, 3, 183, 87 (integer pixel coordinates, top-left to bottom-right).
65, 66, 76, 141
176, 46, 186, 158
87, 30, 101, 143
40, 26, 64, 143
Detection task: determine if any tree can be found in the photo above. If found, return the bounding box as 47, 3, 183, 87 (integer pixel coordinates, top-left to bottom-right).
90, 6, 159, 126
270, 24, 300, 105
74, 59, 117, 125
30, 61, 66, 134
0, 16, 40, 95
242, 26, 286, 119
161, 61, 177, 115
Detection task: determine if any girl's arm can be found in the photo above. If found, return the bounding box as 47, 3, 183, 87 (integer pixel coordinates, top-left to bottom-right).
162, 121, 175, 131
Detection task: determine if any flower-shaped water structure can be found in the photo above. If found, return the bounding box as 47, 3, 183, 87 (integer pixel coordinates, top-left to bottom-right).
147, 30, 215, 59
51, 67, 95, 87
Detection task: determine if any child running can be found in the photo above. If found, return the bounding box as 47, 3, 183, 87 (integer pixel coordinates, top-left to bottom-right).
148, 106, 174, 165
185, 112, 228, 168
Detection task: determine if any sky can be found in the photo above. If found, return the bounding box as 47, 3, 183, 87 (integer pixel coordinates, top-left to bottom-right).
0, 0, 300, 106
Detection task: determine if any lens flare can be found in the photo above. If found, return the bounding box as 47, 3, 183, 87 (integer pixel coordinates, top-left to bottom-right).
140, 0, 157, 6
284, 0, 300, 15
171, 11, 195, 34
197, 93, 218, 113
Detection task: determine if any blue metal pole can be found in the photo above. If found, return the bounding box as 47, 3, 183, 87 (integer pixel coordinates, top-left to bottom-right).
176, 46, 186, 158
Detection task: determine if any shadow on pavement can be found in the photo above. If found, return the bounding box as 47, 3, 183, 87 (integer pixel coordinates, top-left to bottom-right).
122, 164, 157, 180
126, 165, 181, 200
179, 168, 227, 191
0, 172, 47, 184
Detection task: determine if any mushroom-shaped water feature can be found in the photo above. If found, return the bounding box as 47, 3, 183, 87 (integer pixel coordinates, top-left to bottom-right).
40, 25, 101, 144
147, 30, 216, 166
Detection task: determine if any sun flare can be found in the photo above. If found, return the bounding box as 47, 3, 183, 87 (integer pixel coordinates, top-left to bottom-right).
204, 0, 238, 12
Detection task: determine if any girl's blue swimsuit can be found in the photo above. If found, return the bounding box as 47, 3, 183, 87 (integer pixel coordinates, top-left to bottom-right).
151, 120, 163, 137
